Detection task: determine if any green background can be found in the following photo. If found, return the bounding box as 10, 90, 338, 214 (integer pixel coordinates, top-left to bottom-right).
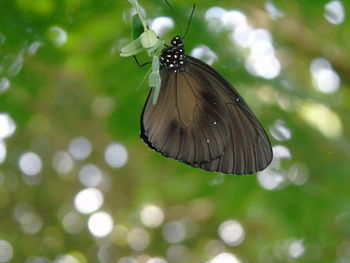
1, 0, 350, 262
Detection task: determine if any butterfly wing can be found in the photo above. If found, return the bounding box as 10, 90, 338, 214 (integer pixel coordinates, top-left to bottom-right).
141, 55, 272, 174
141, 67, 230, 164
185, 56, 273, 174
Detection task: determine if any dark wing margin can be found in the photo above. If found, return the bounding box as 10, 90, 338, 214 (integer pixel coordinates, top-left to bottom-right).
185, 56, 273, 174
141, 68, 230, 164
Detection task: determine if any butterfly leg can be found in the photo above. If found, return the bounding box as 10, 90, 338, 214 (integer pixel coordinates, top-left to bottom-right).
133, 56, 152, 67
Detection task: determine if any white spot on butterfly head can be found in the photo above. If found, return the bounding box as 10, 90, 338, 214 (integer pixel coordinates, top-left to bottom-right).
213, 121, 217, 125
236, 98, 240, 102
206, 139, 210, 143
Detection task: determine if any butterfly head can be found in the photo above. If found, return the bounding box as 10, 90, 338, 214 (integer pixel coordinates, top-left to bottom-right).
160, 36, 185, 71
171, 35, 184, 47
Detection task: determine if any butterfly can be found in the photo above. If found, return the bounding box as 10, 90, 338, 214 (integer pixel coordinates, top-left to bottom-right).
140, 35, 273, 174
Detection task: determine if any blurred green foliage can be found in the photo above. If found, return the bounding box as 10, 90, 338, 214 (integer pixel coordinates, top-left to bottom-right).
1, 0, 350, 263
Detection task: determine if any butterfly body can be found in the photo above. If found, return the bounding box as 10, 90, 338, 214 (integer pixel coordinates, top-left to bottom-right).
141, 36, 273, 174
159, 36, 185, 71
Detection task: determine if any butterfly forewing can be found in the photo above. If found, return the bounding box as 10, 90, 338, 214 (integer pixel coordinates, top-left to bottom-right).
141, 67, 230, 164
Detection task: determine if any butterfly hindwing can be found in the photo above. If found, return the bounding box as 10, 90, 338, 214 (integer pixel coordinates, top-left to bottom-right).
185, 56, 273, 174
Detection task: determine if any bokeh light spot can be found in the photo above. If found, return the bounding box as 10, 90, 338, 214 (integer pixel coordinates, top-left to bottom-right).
288, 239, 305, 258
191, 45, 218, 66
324, 0, 345, 24
207, 252, 241, 263
74, 188, 104, 214
54, 254, 79, 263
7, 54, 23, 77
222, 10, 247, 29
288, 163, 309, 185
273, 145, 292, 160
49, 26, 67, 46
310, 57, 340, 93
269, 119, 292, 141
231, 23, 254, 48
14, 204, 43, 235
52, 151, 74, 175
0, 240, 13, 263
88, 212, 114, 237
299, 102, 342, 138
28, 41, 43, 55
163, 221, 186, 244
62, 211, 85, 234
204, 6, 226, 32
0, 78, 10, 93
104, 143, 128, 168
150, 17, 174, 37
0, 114, 16, 139
245, 54, 280, 79
78, 164, 103, 187
18, 152, 42, 176
218, 220, 245, 246
140, 204, 164, 228
258, 169, 285, 190
265, 1, 285, 19
68, 137, 92, 160
0, 141, 6, 164
147, 258, 167, 263
127, 228, 150, 251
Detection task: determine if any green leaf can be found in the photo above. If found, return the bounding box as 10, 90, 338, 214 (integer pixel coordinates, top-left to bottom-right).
132, 15, 144, 40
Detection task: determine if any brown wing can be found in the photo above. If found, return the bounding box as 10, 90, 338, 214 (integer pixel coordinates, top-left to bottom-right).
185, 56, 273, 174
141, 67, 230, 164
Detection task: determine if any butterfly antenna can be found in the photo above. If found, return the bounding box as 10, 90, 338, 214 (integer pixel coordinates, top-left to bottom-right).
182, 4, 195, 39
164, 0, 183, 36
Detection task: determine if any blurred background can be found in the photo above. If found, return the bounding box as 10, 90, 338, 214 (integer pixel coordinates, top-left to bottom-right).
1, 0, 350, 262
